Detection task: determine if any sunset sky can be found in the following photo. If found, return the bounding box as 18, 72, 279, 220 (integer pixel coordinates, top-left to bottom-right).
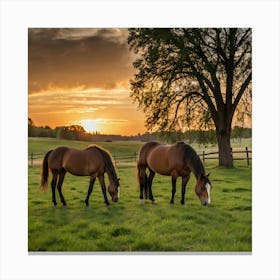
28, 28, 146, 135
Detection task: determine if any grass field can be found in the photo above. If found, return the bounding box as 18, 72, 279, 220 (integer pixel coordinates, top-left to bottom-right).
28, 137, 252, 252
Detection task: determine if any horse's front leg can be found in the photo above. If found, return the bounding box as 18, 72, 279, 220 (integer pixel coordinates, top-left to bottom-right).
98, 174, 110, 206
85, 174, 97, 206
181, 174, 190, 205
170, 172, 178, 204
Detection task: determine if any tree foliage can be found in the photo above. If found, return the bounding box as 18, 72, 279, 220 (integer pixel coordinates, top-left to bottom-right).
128, 28, 252, 166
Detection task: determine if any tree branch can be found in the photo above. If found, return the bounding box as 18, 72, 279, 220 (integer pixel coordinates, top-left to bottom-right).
232, 72, 252, 113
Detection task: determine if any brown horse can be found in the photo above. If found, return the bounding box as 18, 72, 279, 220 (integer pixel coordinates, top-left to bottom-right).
40, 145, 120, 207
137, 141, 212, 206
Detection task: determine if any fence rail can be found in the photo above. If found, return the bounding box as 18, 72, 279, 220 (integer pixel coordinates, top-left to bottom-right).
29, 152, 44, 166
29, 147, 251, 167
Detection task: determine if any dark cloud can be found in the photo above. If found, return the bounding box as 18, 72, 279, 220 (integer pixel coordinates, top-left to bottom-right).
28, 28, 133, 93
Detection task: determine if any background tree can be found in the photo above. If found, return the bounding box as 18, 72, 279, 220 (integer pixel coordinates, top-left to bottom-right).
28, 117, 34, 137
28, 117, 34, 127
128, 28, 252, 167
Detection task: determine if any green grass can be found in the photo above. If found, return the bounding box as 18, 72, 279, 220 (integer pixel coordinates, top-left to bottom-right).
28, 137, 144, 156
28, 137, 252, 252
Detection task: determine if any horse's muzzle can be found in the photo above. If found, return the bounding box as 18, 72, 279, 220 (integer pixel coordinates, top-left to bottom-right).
202, 201, 209, 206
113, 197, 119, 203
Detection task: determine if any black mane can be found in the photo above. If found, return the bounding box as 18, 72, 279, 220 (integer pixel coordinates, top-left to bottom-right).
177, 142, 205, 179
86, 145, 118, 184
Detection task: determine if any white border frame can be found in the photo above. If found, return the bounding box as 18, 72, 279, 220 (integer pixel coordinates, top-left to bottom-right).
1, 0, 280, 279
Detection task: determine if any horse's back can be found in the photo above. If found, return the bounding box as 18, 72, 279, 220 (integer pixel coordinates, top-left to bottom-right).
138, 141, 161, 166
48, 146, 70, 170
138, 142, 171, 175
48, 146, 104, 176
66, 147, 105, 176
144, 142, 188, 176
147, 144, 177, 175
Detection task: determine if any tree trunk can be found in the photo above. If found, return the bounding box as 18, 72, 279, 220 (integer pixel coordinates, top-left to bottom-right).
216, 128, 233, 167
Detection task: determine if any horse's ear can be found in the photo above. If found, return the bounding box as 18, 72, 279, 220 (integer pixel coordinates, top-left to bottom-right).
118, 178, 120, 182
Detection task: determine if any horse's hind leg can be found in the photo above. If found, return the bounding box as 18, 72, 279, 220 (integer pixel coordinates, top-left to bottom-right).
170, 172, 178, 204
57, 169, 67, 206
51, 171, 58, 206
181, 174, 190, 205
85, 174, 97, 206
144, 173, 148, 199
138, 164, 146, 204
147, 169, 156, 204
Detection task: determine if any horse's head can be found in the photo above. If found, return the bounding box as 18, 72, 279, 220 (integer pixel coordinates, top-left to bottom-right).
195, 173, 211, 206
108, 178, 120, 203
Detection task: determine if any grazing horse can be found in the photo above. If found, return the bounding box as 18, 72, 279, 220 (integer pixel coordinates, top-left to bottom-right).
40, 145, 120, 207
137, 141, 212, 206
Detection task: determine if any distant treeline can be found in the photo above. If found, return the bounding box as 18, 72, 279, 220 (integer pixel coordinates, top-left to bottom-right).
28, 118, 251, 144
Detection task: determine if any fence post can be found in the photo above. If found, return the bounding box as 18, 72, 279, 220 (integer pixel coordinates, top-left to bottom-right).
246, 147, 249, 166
202, 151, 205, 163
31, 152, 33, 166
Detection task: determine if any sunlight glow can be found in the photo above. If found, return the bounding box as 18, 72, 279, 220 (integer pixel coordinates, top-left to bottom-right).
80, 119, 99, 133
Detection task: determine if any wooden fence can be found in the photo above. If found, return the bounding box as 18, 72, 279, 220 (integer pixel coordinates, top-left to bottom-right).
29, 147, 251, 167
200, 147, 252, 166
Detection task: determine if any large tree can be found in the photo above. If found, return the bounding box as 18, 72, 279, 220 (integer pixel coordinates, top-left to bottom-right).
128, 28, 252, 167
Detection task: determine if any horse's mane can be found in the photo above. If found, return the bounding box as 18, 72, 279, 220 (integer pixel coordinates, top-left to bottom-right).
86, 145, 118, 182
177, 142, 205, 179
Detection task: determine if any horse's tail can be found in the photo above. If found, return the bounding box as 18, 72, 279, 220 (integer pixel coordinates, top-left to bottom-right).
40, 150, 53, 191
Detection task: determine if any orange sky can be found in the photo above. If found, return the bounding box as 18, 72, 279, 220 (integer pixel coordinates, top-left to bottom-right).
28, 28, 146, 135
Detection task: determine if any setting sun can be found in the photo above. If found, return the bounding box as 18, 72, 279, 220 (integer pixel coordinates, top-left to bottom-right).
80, 119, 99, 133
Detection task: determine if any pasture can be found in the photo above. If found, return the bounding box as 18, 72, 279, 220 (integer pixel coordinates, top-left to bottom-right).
28, 137, 252, 252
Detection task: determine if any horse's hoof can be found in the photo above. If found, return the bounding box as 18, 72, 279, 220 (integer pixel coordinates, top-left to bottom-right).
170, 200, 174, 204
140, 199, 145, 205
151, 200, 157, 205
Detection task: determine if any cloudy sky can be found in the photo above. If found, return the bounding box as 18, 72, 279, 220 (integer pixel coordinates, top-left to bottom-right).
28, 28, 145, 135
